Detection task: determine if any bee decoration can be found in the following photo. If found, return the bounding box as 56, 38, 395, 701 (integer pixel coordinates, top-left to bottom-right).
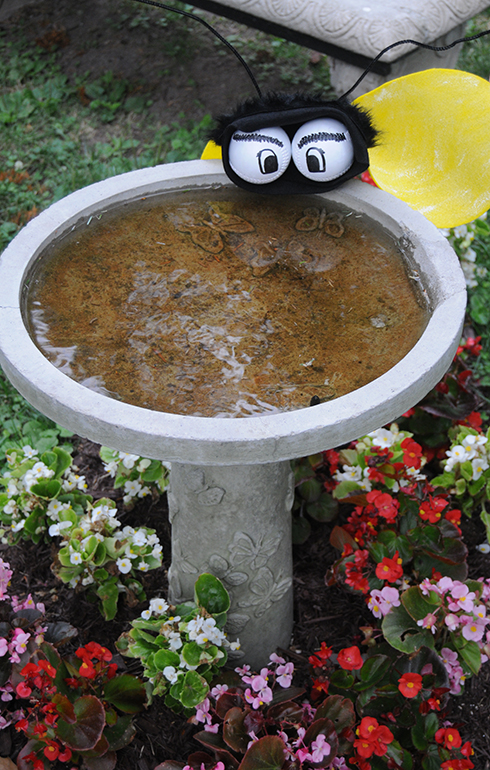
133, 0, 490, 228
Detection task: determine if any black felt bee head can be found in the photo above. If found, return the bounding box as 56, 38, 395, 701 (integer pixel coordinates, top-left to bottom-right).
208, 91, 378, 194
131, 0, 490, 227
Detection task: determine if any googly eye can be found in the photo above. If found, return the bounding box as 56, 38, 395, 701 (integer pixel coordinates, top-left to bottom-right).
292, 118, 354, 182
228, 126, 291, 184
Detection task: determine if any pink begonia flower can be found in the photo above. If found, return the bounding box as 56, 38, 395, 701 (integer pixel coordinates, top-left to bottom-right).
293, 727, 306, 747
204, 723, 219, 733
479, 578, 490, 602
9, 629, 30, 661
417, 613, 438, 633
235, 664, 251, 677
244, 686, 273, 708
460, 615, 486, 642
420, 578, 436, 596
194, 698, 212, 725
440, 648, 458, 667
276, 661, 294, 688
247, 731, 259, 749
0, 639, 8, 657
210, 684, 229, 698
447, 583, 475, 613
269, 652, 285, 665
368, 586, 400, 618
436, 576, 454, 595
310, 734, 331, 762
368, 589, 384, 619
0, 559, 13, 601
445, 613, 460, 631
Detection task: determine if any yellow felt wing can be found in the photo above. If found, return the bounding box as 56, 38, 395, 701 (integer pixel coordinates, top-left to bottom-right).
201, 140, 222, 160
354, 69, 490, 228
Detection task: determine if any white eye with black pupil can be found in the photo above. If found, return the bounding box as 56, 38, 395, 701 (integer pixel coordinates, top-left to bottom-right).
292, 118, 354, 182
228, 126, 291, 184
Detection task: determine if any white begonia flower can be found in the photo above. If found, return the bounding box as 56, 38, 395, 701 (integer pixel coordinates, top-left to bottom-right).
146, 533, 159, 545
471, 456, 489, 480
137, 459, 151, 472
167, 632, 183, 651
103, 461, 119, 477
116, 557, 132, 574
118, 452, 139, 469
368, 427, 397, 448
22, 445, 38, 458
7, 479, 19, 496
149, 597, 169, 615
138, 561, 149, 572
33, 461, 54, 479
47, 499, 66, 519
124, 545, 140, 560
334, 465, 362, 483
461, 435, 481, 460
70, 552, 82, 565
138, 486, 151, 498
48, 520, 72, 537
187, 617, 225, 646
163, 666, 179, 683
3, 500, 17, 515
477, 543, 490, 554
82, 575, 95, 586
444, 445, 467, 471
357, 469, 372, 492
124, 479, 142, 497
132, 529, 148, 547
69, 576, 80, 587
140, 609, 152, 620
152, 544, 163, 558
11, 520, 25, 532
121, 526, 135, 537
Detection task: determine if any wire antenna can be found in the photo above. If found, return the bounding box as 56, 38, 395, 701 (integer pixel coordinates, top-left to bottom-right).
132, 0, 262, 98
341, 28, 490, 99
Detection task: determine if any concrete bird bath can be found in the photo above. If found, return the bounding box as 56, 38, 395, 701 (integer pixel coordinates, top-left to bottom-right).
0, 159, 466, 668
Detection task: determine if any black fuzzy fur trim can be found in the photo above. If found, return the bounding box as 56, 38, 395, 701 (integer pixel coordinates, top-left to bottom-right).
209, 92, 379, 148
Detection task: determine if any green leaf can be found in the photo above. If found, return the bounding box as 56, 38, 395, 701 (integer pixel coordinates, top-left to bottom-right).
103, 674, 147, 713
297, 478, 322, 503
179, 670, 209, 709
153, 648, 181, 670
382, 603, 434, 654
357, 655, 392, 688
239, 735, 286, 770
401, 587, 441, 621
103, 714, 136, 751
292, 515, 311, 544
307, 493, 338, 522
194, 573, 230, 614
96, 579, 119, 621
29, 478, 61, 498
182, 641, 205, 667
458, 639, 481, 676
55, 695, 105, 750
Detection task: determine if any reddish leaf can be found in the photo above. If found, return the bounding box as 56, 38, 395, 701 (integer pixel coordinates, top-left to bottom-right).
56, 695, 105, 750
216, 690, 244, 718
224, 707, 251, 753
329, 526, 358, 553
238, 736, 286, 770
315, 695, 355, 733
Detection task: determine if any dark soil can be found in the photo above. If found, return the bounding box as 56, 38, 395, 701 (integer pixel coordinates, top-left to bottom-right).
1, 1, 490, 768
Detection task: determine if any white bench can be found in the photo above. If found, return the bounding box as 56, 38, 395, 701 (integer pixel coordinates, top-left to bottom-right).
187, 0, 490, 96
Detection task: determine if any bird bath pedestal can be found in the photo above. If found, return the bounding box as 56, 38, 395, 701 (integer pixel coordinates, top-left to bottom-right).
0, 160, 466, 668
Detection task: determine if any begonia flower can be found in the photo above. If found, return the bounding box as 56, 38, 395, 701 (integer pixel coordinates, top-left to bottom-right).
398, 672, 423, 699
337, 646, 363, 670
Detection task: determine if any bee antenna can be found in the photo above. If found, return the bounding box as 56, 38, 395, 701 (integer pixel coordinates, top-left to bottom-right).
131, 0, 262, 98
341, 27, 490, 99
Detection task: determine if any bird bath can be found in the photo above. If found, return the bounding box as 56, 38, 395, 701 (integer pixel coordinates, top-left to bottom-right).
0, 159, 466, 668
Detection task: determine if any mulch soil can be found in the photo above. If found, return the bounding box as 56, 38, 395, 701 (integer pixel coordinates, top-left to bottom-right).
1, 0, 490, 767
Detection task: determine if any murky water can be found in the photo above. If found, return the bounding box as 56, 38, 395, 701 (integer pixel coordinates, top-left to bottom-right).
24, 187, 429, 417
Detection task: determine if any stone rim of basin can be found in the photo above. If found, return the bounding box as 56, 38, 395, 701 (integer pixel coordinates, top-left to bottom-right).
0, 159, 466, 465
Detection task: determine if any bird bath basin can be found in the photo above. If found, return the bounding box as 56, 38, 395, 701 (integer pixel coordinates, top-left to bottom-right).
0, 159, 466, 667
